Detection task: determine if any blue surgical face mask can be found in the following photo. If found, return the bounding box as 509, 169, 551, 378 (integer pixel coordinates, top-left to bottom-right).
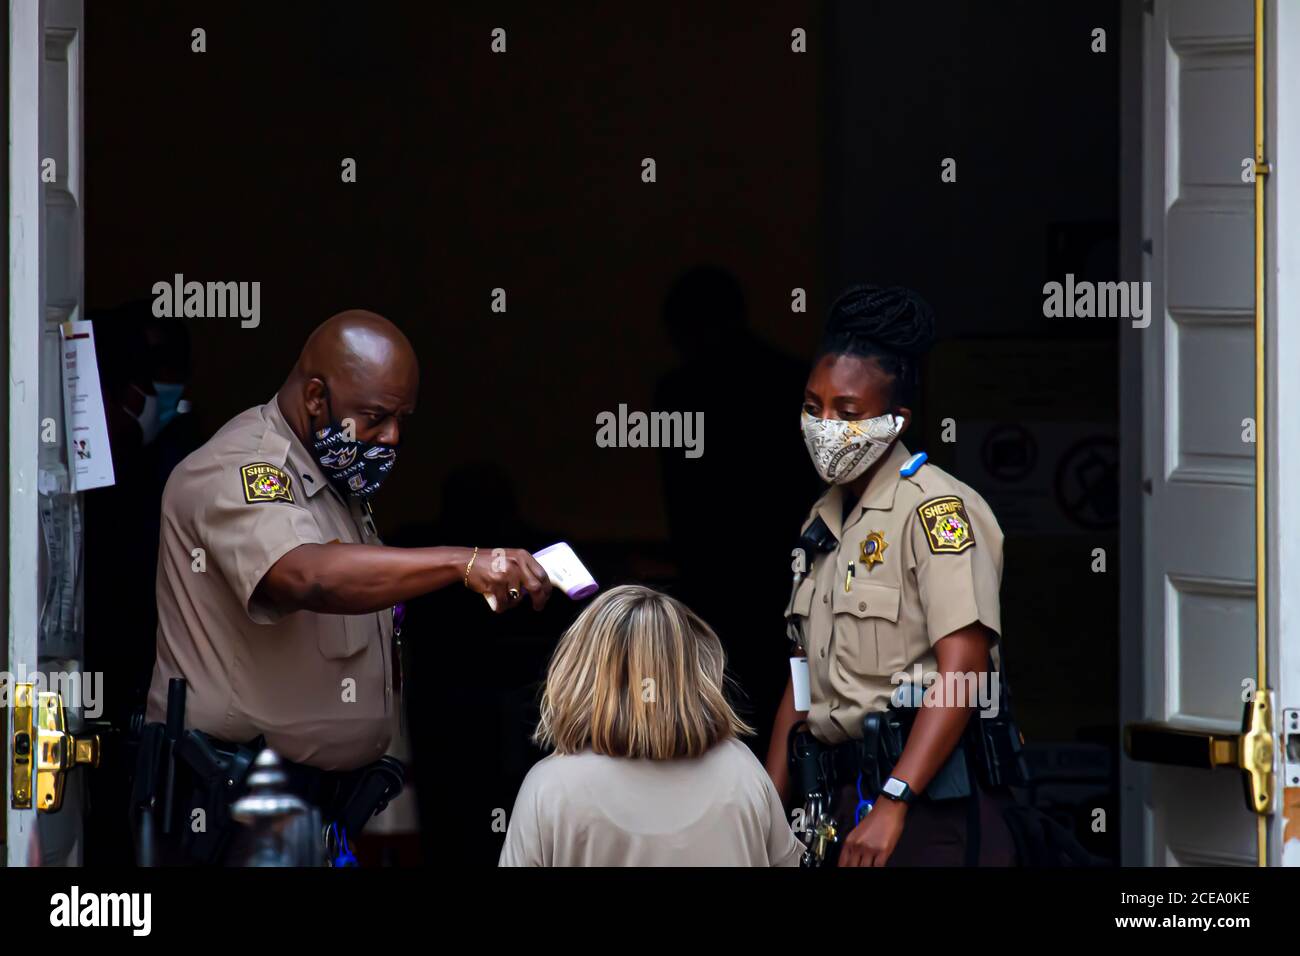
152, 381, 186, 429
125, 385, 161, 446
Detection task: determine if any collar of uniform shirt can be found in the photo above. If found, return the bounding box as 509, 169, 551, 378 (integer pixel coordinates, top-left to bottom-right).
815, 440, 912, 537
858, 440, 911, 510
264, 392, 329, 498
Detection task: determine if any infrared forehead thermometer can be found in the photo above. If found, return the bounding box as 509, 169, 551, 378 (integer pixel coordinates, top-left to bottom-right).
483, 541, 598, 610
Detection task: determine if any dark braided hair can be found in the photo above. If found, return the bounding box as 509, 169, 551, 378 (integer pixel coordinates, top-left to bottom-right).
816, 284, 936, 407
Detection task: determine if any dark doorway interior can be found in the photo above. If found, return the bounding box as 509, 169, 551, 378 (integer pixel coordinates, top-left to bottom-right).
81, 0, 1120, 866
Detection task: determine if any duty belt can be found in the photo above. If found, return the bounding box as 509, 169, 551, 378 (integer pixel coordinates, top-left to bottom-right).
792, 709, 975, 804
131, 719, 405, 865
200, 734, 406, 839
789, 710, 983, 868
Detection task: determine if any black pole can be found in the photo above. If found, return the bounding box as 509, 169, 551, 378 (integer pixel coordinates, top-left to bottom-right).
161, 678, 186, 835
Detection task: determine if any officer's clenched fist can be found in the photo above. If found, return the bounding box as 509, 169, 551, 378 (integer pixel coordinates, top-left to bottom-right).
468, 547, 552, 612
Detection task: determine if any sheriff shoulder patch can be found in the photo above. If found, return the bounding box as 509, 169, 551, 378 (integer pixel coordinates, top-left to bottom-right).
917, 495, 975, 554
241, 462, 294, 504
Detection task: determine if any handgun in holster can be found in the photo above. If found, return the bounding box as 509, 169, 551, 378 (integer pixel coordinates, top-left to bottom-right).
127, 678, 260, 865
847, 693, 1022, 798
867, 665, 1029, 798
172, 728, 262, 864
865, 703, 974, 802
335, 755, 406, 838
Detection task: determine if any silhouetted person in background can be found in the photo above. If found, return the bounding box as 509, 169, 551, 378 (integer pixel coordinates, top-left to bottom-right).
654, 266, 820, 753
142, 314, 202, 484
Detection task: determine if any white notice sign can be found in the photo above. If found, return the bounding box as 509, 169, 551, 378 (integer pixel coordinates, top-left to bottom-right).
59, 320, 116, 491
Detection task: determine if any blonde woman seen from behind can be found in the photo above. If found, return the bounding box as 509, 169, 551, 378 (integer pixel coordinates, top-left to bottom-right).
499, 585, 803, 867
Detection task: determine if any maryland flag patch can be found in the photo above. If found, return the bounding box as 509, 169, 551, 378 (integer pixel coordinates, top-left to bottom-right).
917, 495, 975, 554
241, 462, 294, 504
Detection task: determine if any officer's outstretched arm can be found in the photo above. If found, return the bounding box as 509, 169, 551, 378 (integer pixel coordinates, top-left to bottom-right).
256, 542, 552, 616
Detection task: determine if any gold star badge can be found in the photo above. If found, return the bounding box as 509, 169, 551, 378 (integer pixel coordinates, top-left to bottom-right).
860, 530, 888, 569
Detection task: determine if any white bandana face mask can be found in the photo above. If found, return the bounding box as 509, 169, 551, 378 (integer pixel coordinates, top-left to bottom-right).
801, 410, 904, 485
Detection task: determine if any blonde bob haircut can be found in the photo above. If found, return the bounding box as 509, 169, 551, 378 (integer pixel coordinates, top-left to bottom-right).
534, 584, 753, 760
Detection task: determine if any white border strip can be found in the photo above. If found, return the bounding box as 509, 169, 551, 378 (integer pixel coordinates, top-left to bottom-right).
6, 0, 45, 868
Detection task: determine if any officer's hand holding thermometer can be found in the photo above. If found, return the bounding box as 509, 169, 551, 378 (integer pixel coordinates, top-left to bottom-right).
469, 541, 598, 611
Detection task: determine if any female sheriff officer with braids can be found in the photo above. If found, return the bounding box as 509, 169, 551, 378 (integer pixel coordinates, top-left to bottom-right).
765, 285, 1021, 867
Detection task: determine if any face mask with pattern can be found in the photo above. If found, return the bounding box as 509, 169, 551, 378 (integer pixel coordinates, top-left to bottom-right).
800, 410, 904, 485
309, 388, 398, 500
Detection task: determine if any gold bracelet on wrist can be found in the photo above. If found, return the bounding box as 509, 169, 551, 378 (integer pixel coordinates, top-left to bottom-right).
464, 546, 479, 589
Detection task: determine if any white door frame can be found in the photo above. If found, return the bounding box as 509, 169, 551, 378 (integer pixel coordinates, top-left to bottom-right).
7, 0, 47, 869
1267, 0, 1300, 867
6, 0, 85, 867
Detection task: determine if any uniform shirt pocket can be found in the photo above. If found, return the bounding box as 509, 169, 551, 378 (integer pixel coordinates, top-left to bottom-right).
831, 581, 904, 676
318, 612, 375, 660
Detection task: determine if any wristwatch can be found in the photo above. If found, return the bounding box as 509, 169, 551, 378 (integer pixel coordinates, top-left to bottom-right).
880, 776, 916, 805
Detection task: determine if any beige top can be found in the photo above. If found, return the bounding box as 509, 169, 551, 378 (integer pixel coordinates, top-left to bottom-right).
145, 394, 395, 771
498, 738, 803, 867
786, 441, 1004, 745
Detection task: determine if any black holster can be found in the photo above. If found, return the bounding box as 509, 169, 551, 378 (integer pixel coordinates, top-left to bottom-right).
128, 720, 262, 865
859, 707, 974, 801
864, 692, 1028, 796
127, 687, 406, 866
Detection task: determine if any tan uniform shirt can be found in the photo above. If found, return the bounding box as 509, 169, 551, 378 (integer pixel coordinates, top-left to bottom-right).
498, 738, 803, 867
145, 394, 395, 771
785, 441, 1004, 745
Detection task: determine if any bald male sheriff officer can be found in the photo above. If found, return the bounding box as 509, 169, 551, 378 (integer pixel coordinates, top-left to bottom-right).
136, 309, 551, 865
